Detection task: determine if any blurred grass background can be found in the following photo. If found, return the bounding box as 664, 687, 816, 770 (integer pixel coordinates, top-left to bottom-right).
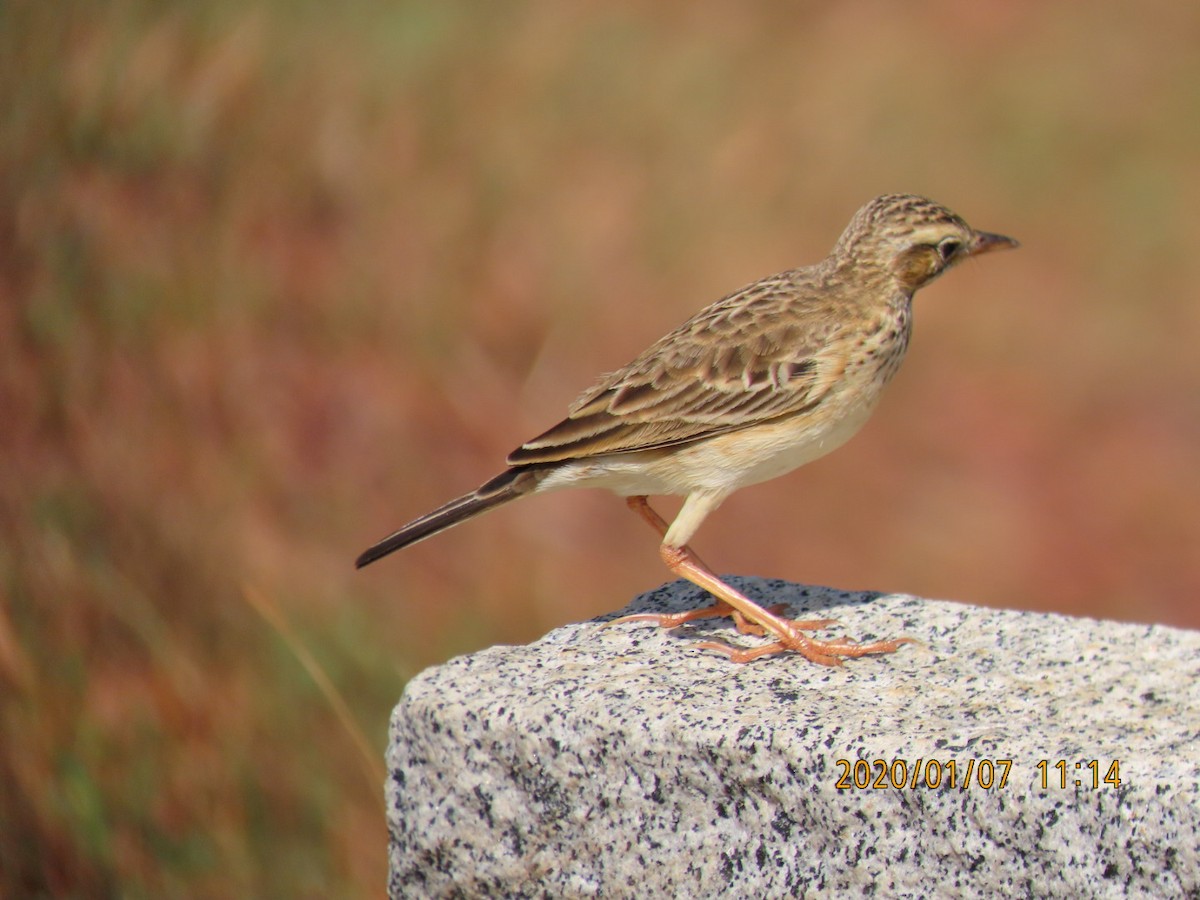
4, 0, 1200, 894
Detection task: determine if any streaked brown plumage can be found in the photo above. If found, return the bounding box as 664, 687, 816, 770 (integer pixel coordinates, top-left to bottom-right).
357, 194, 1018, 664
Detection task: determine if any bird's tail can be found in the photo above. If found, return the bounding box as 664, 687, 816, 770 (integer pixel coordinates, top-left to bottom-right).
355, 468, 541, 569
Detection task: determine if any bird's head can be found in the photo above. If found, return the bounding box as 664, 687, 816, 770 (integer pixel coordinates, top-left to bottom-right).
832, 193, 1019, 292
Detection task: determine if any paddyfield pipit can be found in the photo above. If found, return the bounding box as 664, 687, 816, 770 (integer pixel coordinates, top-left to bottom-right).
357, 194, 1018, 664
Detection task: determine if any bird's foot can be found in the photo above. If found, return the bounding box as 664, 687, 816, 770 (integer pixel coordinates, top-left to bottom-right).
609, 602, 831, 636
696, 627, 915, 666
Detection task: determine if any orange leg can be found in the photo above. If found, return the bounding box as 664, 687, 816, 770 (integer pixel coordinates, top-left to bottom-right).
609, 497, 818, 635
616, 496, 913, 666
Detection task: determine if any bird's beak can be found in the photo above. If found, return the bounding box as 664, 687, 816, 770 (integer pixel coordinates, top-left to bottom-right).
968, 231, 1020, 257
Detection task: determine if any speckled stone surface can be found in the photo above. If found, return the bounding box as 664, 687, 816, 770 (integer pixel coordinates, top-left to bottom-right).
387, 578, 1200, 898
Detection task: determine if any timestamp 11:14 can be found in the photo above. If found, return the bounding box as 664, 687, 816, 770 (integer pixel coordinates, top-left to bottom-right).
1036, 760, 1121, 790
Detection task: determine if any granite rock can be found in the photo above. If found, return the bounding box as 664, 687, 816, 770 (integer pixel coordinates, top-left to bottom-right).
387, 577, 1200, 898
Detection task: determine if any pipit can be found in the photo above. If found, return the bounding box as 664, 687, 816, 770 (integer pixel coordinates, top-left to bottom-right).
357, 194, 1017, 664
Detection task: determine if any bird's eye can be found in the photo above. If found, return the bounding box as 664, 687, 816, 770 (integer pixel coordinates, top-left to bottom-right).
936, 238, 961, 262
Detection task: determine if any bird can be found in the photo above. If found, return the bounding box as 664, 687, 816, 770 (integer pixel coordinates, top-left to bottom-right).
356, 194, 1018, 665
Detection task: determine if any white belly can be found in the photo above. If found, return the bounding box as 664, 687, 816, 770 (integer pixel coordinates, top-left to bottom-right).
535, 395, 878, 499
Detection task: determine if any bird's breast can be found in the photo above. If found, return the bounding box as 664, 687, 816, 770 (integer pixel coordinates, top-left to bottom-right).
842, 301, 913, 391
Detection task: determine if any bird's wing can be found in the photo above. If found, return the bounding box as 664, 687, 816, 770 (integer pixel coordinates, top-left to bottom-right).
508, 273, 850, 465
